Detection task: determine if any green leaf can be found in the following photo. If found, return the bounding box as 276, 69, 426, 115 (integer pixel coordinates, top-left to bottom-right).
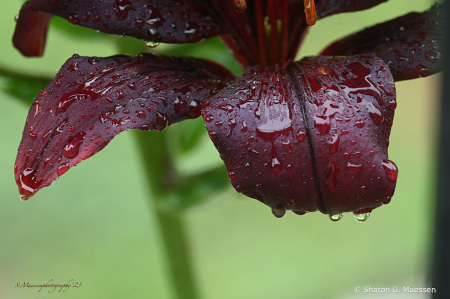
162, 165, 230, 213
0, 66, 50, 105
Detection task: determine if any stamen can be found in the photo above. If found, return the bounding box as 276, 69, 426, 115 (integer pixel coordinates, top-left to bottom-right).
303, 0, 316, 26
233, 0, 247, 13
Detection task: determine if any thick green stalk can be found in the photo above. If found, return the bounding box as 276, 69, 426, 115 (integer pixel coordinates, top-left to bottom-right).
134, 130, 200, 299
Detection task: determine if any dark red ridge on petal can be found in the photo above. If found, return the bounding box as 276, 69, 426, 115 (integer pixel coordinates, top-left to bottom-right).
15, 53, 234, 200
203, 55, 397, 215
13, 7, 51, 57
320, 4, 444, 81
17, 0, 226, 47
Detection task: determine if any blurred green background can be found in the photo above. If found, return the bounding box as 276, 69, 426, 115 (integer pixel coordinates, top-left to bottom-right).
0, 0, 442, 298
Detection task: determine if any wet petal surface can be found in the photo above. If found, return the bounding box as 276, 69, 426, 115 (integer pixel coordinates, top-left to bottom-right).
321, 4, 444, 81
15, 0, 225, 56
15, 53, 234, 200
203, 55, 397, 215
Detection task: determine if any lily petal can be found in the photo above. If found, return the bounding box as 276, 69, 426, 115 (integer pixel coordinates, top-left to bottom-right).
15, 53, 234, 200
320, 4, 444, 81
12, 8, 51, 57
203, 55, 397, 216
14, 0, 226, 57
315, 0, 388, 19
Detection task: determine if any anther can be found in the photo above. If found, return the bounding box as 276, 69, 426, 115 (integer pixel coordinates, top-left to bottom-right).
233, 0, 247, 13
303, 0, 316, 26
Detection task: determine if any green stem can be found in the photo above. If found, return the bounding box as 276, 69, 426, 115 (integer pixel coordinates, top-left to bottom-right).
134, 130, 200, 299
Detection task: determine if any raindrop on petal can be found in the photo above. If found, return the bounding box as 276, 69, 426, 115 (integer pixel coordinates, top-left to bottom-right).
354, 212, 371, 222
272, 205, 286, 218
329, 213, 343, 222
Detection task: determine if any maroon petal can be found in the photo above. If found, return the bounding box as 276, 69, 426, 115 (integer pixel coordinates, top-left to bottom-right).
315, 0, 388, 19
203, 55, 397, 217
15, 0, 225, 50
12, 7, 51, 57
15, 53, 234, 200
320, 4, 444, 81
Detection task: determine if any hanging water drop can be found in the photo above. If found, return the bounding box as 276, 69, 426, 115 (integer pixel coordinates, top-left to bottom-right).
354, 212, 371, 222
272, 205, 286, 218
145, 41, 160, 48
329, 213, 343, 222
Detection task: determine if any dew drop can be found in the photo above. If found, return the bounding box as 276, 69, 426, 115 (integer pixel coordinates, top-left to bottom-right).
57, 163, 69, 176
382, 160, 398, 182
354, 212, 371, 222
63, 131, 86, 159
145, 41, 160, 48
354, 119, 364, 128
328, 133, 339, 154
296, 130, 306, 142
329, 213, 343, 222
155, 112, 168, 131
271, 158, 282, 175
347, 163, 362, 173
136, 110, 147, 118
271, 205, 286, 218
68, 13, 80, 24
425, 51, 440, 63
293, 210, 308, 216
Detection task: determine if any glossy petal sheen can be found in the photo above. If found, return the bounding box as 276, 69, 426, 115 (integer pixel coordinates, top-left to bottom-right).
12, 8, 51, 57
16, 0, 225, 53
321, 4, 444, 81
15, 53, 234, 200
203, 55, 397, 216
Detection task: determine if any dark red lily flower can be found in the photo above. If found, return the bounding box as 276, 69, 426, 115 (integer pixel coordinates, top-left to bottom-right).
12, 0, 444, 220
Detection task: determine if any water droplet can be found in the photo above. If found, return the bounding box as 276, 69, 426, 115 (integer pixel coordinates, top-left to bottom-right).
271, 158, 282, 175
296, 130, 306, 142
328, 133, 339, 154
136, 110, 147, 118
354, 119, 364, 128
271, 205, 286, 218
228, 171, 236, 180
329, 213, 343, 222
113, 0, 133, 21
63, 131, 86, 159
293, 210, 308, 216
145, 41, 160, 48
425, 51, 440, 63
354, 212, 371, 222
68, 13, 79, 24
155, 112, 168, 131
14, 14, 19, 22
347, 163, 362, 173
57, 163, 69, 176
382, 160, 398, 182
248, 149, 259, 158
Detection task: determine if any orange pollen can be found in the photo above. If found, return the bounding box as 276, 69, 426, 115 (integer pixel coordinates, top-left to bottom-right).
233, 0, 247, 13
303, 0, 317, 26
